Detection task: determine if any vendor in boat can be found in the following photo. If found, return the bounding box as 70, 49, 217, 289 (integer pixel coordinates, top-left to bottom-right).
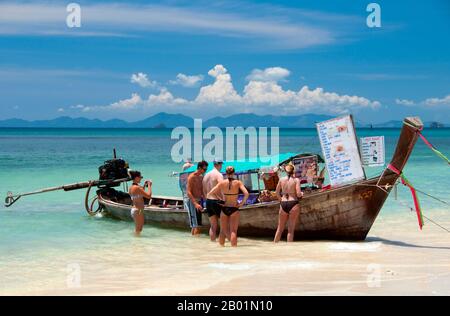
185, 160, 208, 236
314, 167, 326, 189
208, 166, 249, 247
203, 158, 225, 241
274, 164, 303, 243
128, 170, 152, 236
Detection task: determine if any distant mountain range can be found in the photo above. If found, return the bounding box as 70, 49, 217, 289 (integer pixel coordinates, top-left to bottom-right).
0, 113, 447, 128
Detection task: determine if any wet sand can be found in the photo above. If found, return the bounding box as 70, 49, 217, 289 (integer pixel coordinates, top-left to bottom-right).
1, 211, 449, 296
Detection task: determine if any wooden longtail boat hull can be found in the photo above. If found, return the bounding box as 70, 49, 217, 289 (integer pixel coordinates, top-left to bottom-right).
98, 173, 395, 240
99, 117, 423, 240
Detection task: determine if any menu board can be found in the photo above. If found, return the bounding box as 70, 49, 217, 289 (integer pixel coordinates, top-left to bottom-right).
316, 115, 365, 186
360, 136, 385, 167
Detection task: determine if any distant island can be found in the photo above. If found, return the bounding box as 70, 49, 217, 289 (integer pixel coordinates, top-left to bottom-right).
0, 112, 447, 129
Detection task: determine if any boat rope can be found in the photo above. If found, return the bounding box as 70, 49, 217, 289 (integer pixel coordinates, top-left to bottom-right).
85, 181, 100, 216
392, 175, 449, 208
423, 214, 450, 233
396, 199, 450, 233
354, 183, 390, 194
387, 164, 424, 230
414, 187, 450, 207
403, 121, 450, 165
418, 132, 450, 165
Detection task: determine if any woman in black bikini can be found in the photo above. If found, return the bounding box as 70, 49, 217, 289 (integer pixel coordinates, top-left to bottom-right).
274, 164, 303, 242
208, 166, 249, 247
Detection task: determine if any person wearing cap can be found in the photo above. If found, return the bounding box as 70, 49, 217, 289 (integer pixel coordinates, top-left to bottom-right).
182, 158, 194, 171
128, 170, 152, 236
203, 158, 225, 241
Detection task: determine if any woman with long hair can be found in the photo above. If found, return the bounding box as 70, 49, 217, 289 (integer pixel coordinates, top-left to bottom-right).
274, 164, 303, 242
208, 166, 249, 247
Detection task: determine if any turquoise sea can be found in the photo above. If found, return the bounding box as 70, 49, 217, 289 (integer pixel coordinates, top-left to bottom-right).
0, 128, 449, 295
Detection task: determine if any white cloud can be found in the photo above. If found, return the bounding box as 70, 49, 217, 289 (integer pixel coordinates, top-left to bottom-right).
80, 89, 188, 113
393, 94, 450, 108
423, 94, 450, 107
71, 64, 381, 116
57, 108, 64, 112
243, 81, 380, 114
147, 89, 189, 106
243, 80, 294, 105
294, 86, 380, 112
208, 65, 228, 78
78, 93, 142, 113
197, 65, 379, 114
70, 104, 86, 109
0, 2, 339, 50
195, 65, 242, 106
109, 93, 143, 110
395, 98, 415, 106
130, 73, 157, 88
246, 67, 290, 82
170, 73, 204, 87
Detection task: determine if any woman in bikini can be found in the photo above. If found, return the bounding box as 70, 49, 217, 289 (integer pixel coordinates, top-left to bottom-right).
274, 164, 303, 242
128, 170, 152, 236
208, 166, 249, 247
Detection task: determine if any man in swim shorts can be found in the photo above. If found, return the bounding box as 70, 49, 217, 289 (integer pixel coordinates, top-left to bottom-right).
203, 158, 224, 241
185, 160, 208, 235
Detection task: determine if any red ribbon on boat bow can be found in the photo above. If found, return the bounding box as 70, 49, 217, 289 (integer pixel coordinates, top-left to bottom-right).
417, 133, 450, 165
387, 164, 424, 230
404, 121, 449, 165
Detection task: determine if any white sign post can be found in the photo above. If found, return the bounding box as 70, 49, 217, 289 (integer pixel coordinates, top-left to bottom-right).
316, 115, 366, 186
360, 136, 385, 167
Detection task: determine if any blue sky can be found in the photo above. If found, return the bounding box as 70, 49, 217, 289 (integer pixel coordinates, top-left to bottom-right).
0, 0, 449, 123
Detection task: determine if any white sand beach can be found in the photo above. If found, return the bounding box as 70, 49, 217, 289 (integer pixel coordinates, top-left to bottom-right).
2, 210, 449, 296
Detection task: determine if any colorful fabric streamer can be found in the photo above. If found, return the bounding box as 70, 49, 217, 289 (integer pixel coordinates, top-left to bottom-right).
387, 164, 424, 230
417, 132, 450, 165
403, 120, 449, 165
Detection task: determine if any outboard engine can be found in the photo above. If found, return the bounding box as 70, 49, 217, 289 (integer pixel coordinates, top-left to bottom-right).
98, 158, 130, 182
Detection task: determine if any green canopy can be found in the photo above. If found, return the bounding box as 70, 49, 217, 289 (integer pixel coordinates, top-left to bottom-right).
181, 152, 323, 175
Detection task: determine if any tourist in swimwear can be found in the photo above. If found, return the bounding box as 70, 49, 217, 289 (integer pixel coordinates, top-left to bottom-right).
203, 158, 224, 241
274, 164, 303, 242
208, 166, 249, 247
185, 160, 208, 236
128, 170, 152, 236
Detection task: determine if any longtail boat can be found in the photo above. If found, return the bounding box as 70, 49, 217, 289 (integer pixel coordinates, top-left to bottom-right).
97, 117, 424, 240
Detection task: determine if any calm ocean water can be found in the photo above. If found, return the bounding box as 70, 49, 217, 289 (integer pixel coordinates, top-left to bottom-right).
0, 127, 449, 294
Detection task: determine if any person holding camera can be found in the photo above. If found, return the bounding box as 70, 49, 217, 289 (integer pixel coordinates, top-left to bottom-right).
128, 170, 152, 236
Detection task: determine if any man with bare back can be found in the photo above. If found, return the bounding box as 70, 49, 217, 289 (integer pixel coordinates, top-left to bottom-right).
203, 158, 224, 241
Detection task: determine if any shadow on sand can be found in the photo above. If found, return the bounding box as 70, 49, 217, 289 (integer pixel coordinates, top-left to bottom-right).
366, 236, 450, 250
